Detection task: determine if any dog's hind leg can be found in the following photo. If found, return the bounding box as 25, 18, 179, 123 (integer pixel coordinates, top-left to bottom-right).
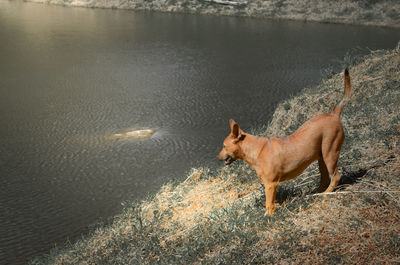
317, 158, 330, 193
323, 152, 341, 193
321, 128, 344, 193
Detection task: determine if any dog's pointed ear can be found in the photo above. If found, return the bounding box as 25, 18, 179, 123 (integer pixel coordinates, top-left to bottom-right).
229, 119, 236, 132
229, 119, 243, 142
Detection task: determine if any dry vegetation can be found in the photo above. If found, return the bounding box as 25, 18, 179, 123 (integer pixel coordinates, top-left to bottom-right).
26, 0, 400, 27
31, 44, 400, 264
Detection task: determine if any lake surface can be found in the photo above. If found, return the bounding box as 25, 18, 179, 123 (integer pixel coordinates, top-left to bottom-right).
0, 1, 399, 264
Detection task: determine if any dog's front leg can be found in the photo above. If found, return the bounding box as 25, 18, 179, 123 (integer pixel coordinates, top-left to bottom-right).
264, 182, 278, 216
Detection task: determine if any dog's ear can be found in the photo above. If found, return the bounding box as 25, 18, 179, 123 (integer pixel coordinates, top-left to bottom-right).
229, 119, 236, 132
229, 119, 243, 143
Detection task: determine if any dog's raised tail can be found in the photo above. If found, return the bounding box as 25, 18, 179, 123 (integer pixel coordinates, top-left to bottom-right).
332, 68, 351, 116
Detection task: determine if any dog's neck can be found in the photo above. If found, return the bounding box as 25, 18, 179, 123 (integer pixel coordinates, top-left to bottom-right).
239, 133, 269, 168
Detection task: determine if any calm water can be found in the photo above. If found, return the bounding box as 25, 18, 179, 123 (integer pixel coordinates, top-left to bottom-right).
0, 1, 399, 264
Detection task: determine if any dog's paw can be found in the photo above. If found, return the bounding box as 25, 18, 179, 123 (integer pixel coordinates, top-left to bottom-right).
264, 207, 275, 216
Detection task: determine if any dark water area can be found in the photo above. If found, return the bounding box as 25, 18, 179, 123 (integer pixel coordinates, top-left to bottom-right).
0, 1, 399, 264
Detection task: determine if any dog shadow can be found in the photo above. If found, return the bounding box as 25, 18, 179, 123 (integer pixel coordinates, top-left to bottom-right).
338, 168, 367, 187
258, 168, 368, 206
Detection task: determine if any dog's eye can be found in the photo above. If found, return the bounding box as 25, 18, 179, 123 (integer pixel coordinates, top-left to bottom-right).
223, 144, 226, 149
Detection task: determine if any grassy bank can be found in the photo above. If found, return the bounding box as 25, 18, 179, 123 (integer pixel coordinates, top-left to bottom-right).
31, 44, 400, 264
26, 0, 400, 28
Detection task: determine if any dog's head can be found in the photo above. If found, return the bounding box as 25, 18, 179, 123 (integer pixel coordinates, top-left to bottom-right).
218, 119, 245, 165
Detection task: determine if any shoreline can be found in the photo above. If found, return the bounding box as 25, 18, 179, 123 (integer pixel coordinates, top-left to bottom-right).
26, 0, 400, 28
31, 43, 400, 264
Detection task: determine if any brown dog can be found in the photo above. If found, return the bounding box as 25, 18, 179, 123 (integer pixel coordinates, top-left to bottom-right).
218, 69, 351, 215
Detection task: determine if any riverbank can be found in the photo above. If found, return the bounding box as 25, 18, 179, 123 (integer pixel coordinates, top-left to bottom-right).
26, 0, 400, 27
31, 43, 400, 264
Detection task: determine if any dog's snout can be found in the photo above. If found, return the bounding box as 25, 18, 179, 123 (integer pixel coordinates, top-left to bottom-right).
217, 151, 225, 161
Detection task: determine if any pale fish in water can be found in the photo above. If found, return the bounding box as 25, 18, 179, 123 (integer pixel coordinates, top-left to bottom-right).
110, 129, 155, 140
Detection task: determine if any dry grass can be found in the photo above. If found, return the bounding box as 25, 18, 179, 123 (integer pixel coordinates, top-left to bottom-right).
26, 0, 400, 28
31, 44, 400, 264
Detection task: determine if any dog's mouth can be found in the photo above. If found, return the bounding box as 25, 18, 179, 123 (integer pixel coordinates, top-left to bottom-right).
224, 155, 235, 165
